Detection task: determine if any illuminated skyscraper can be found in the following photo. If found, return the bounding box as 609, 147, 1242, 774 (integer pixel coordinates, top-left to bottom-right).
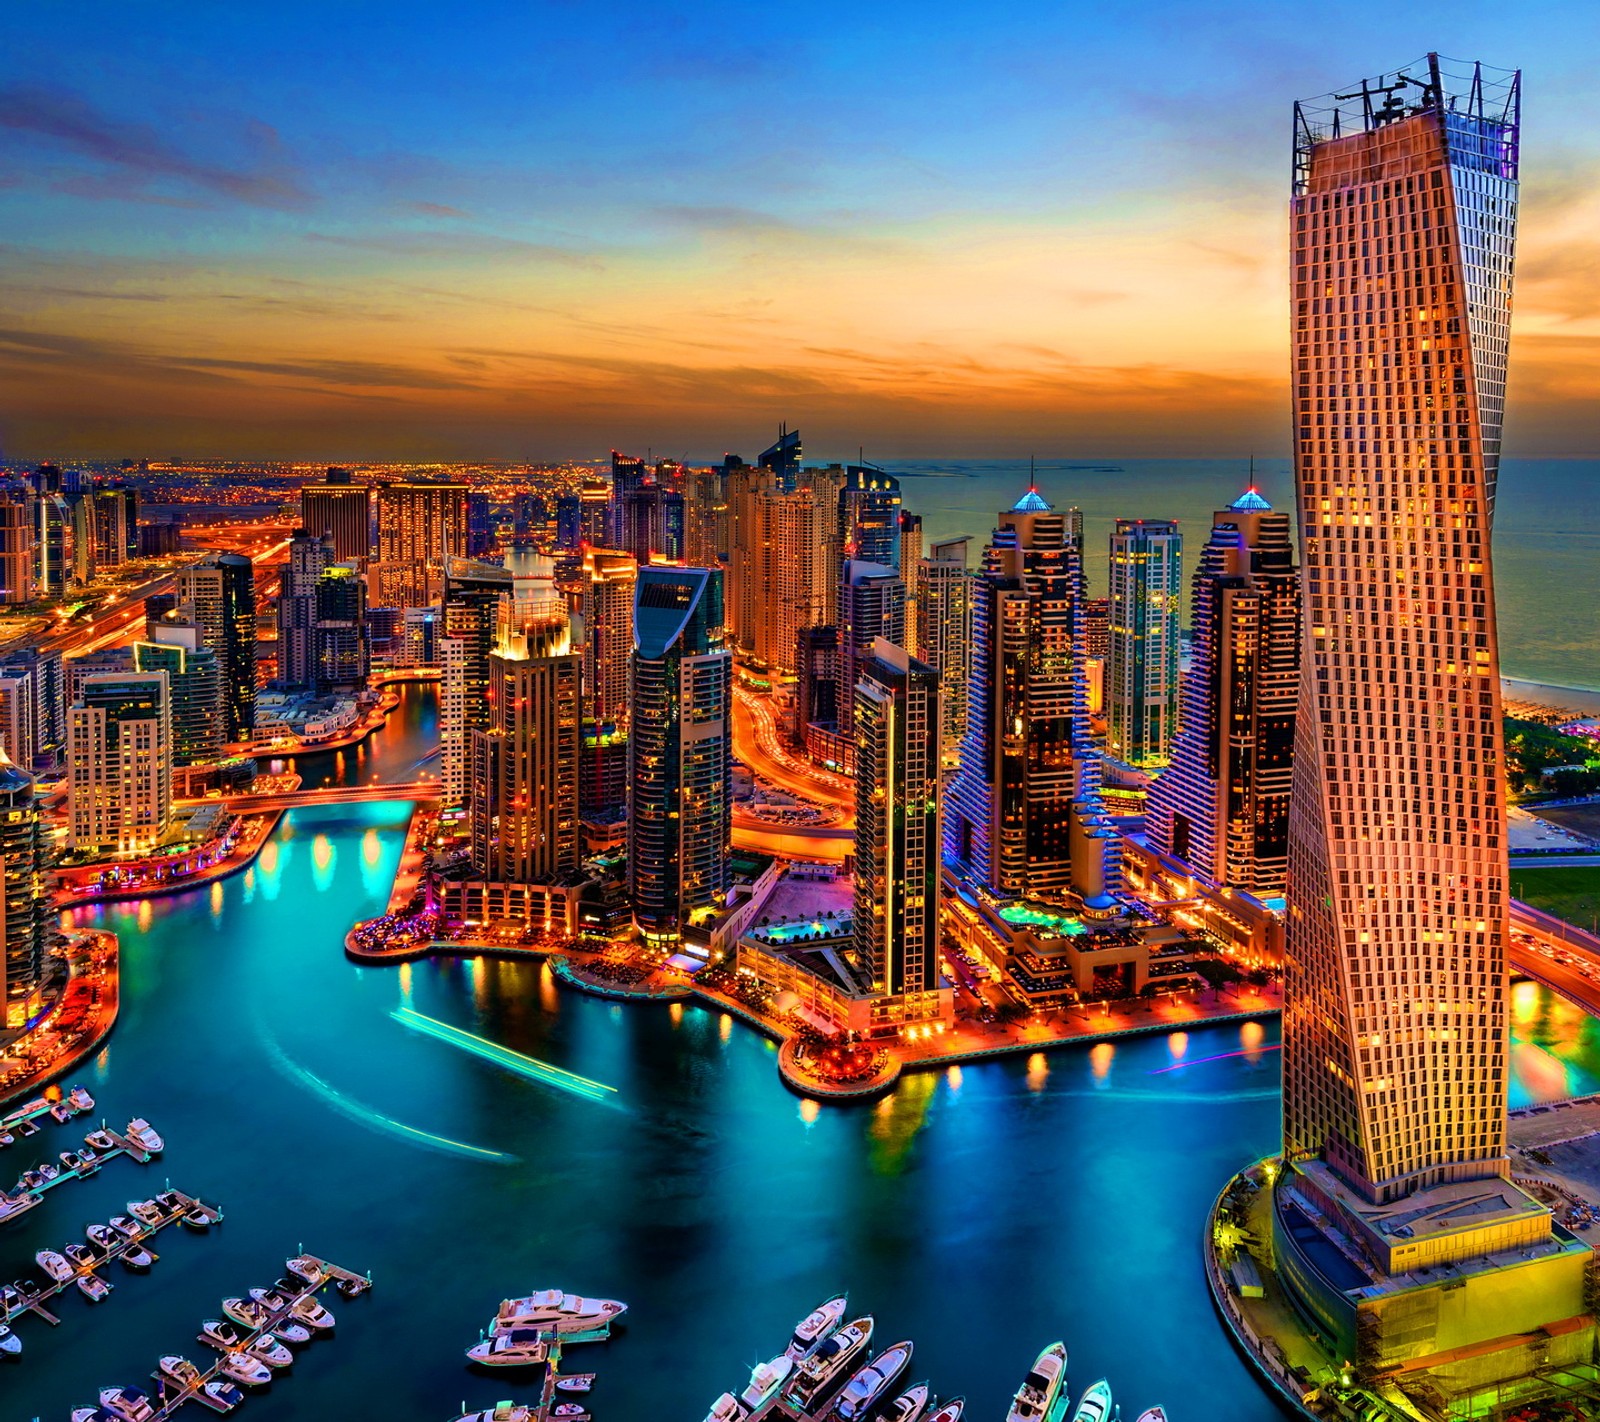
300, 467, 372, 564
838, 465, 902, 570
313, 563, 369, 693
578, 547, 637, 822
67, 670, 172, 853
1147, 489, 1299, 896
853, 639, 947, 1028
898, 511, 923, 655
0, 747, 47, 1029
748, 486, 834, 675
916, 537, 973, 766
469, 613, 582, 884
628, 566, 731, 947
374, 479, 467, 609
1249, 57, 1595, 1395
758, 425, 802, 493
135, 632, 225, 767
277, 530, 332, 692
1106, 519, 1181, 769
0, 494, 35, 606
439, 560, 513, 808
944, 488, 1112, 901
177, 553, 256, 742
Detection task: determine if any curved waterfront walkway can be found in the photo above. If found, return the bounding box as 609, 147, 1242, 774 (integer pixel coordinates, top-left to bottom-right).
0, 930, 121, 1111
56, 808, 285, 910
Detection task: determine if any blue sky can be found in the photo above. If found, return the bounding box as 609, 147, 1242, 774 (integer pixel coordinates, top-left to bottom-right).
3, 2, 1598, 460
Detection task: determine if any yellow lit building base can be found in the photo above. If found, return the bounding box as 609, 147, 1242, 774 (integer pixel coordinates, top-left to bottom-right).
1209, 1158, 1600, 1421
1120, 833, 1285, 967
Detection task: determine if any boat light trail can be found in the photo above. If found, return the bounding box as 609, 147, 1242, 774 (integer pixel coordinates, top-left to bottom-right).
1148, 1044, 1283, 1074
392, 1007, 619, 1104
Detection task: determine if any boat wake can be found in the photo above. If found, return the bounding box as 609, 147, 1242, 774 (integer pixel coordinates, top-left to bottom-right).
390, 1006, 622, 1107
255, 1020, 516, 1163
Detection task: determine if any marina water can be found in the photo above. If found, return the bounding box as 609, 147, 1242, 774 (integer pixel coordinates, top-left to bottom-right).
1, 687, 1595, 1422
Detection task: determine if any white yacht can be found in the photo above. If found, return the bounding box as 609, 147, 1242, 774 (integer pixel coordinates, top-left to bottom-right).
290, 1293, 334, 1330
222, 1297, 269, 1330
77, 1274, 112, 1303
219, 1352, 273, 1387
0, 1193, 38, 1225
249, 1333, 294, 1368
739, 1354, 792, 1408
109, 1215, 141, 1239
700, 1396, 744, 1422
787, 1294, 848, 1358
1007, 1343, 1068, 1422
203, 1381, 245, 1413
492, 1289, 627, 1335
121, 1245, 154, 1272
36, 1249, 73, 1283
286, 1255, 324, 1287
926, 1400, 966, 1422
123, 1119, 163, 1155
1132, 1410, 1167, 1422
0, 1323, 20, 1357
1071, 1382, 1113, 1422
199, 1319, 243, 1350
158, 1356, 204, 1388
834, 1341, 913, 1421
98, 1386, 156, 1420
454, 1405, 535, 1422
68, 1086, 94, 1113
467, 1329, 550, 1367
884, 1383, 932, 1422
784, 1316, 874, 1409
127, 1199, 164, 1227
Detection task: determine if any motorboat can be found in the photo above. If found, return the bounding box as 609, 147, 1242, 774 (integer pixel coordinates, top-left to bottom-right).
127, 1199, 164, 1227
219, 1351, 273, 1387
290, 1293, 334, 1330
121, 1245, 155, 1272
336, 1273, 370, 1298
274, 1316, 312, 1344
36, 1249, 73, 1283
1132, 1409, 1167, 1422
1071, 1381, 1114, 1422
71, 1411, 118, 1422
98, 1386, 156, 1420
199, 1319, 243, 1351
86, 1131, 116, 1153
550, 1406, 589, 1421
0, 1129, 12, 1146
38, 1162, 59, 1181
249, 1333, 294, 1368
50, 1101, 72, 1123
60, 1151, 84, 1172
787, 1294, 848, 1358
16, 1118, 38, 1137
700, 1394, 744, 1422
65, 1243, 98, 1268
834, 1340, 913, 1421
77, 1273, 113, 1303
739, 1355, 793, 1408
158, 1356, 204, 1387
79, 1146, 100, 1167
222, 1297, 270, 1330
0, 1323, 20, 1357
454, 1405, 536, 1422
926, 1402, 967, 1422
286, 1255, 324, 1287
124, 1120, 163, 1154
250, 1284, 290, 1309
555, 1375, 596, 1394
1007, 1343, 1068, 1422
87, 1224, 118, 1250
203, 1381, 246, 1412
784, 1317, 874, 1408
2, 1284, 21, 1312
68, 1086, 94, 1113
492, 1290, 627, 1336
0, 1192, 38, 1224
180, 1206, 212, 1232
884, 1384, 932, 1422
467, 1328, 550, 1367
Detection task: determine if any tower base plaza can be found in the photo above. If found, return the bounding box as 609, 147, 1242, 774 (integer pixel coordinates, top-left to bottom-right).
1207, 1158, 1600, 1420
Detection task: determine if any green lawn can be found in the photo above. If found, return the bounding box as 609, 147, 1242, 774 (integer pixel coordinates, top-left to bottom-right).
1510, 865, 1600, 932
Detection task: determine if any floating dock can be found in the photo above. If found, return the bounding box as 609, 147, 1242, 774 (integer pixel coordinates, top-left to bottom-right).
0, 1117, 159, 1228
3, 1187, 217, 1335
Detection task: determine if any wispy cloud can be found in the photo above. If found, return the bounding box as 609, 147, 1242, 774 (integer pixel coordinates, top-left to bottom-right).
302, 230, 602, 267
0, 86, 311, 209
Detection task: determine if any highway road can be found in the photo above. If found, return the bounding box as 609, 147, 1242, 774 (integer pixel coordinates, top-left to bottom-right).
181, 780, 437, 812
1510, 855, 1600, 869
731, 687, 854, 816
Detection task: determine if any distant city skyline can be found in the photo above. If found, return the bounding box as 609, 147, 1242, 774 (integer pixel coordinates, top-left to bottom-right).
4, 5, 1600, 460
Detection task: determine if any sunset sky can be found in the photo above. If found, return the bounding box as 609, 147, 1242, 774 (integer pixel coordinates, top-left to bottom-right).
4, 2, 1599, 463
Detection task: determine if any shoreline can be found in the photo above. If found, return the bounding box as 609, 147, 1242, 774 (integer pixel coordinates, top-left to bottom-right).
1503, 676, 1600, 715
56, 809, 285, 910
0, 931, 121, 1112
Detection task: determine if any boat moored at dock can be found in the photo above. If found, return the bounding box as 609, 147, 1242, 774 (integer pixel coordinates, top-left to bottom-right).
924, 1398, 966, 1422
467, 1328, 552, 1367
788, 1294, 848, 1358
784, 1316, 873, 1410
1007, 1342, 1068, 1422
833, 1340, 913, 1421
1070, 1380, 1113, 1422
739, 1354, 793, 1408
883, 1383, 931, 1422
454, 1404, 535, 1422
491, 1289, 627, 1336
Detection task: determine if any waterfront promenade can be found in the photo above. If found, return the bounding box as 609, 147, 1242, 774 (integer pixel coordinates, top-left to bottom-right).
0, 929, 119, 1110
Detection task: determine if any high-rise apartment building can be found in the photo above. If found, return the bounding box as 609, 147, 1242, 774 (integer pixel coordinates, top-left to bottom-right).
853, 639, 946, 1027
314, 564, 368, 693
578, 548, 637, 822
682, 466, 727, 569
898, 511, 923, 655
748, 486, 835, 675
758, 426, 802, 493
439, 560, 513, 808
916, 537, 973, 765
300, 467, 372, 564
374, 479, 467, 609
1107, 519, 1181, 769
838, 560, 906, 665
177, 553, 256, 741
134, 630, 225, 767
839, 465, 902, 570
277, 530, 332, 692
628, 566, 731, 947
0, 749, 48, 1029
68, 670, 172, 853
1146, 489, 1299, 896
0, 648, 64, 772
944, 488, 1113, 901
1252, 57, 1596, 1394
469, 613, 582, 884
0, 494, 36, 605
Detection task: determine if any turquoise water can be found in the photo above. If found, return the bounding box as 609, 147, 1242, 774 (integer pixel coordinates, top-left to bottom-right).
899, 456, 1600, 691
0, 685, 1586, 1422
